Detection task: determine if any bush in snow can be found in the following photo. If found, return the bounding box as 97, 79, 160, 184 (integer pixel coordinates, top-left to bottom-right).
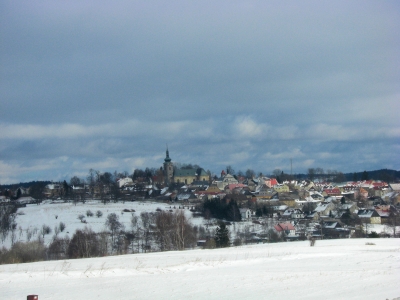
59, 222, 66, 232
41, 224, 51, 239
0, 240, 46, 264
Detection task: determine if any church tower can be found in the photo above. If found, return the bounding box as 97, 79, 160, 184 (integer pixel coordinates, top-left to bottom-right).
163, 147, 174, 185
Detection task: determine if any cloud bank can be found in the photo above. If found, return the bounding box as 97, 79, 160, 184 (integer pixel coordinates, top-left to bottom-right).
0, 1, 399, 183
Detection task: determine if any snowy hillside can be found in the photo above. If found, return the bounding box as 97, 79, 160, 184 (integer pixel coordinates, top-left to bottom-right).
1, 239, 399, 300
2, 200, 202, 248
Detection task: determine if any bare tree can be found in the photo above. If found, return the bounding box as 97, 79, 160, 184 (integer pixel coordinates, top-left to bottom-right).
105, 213, 122, 247
140, 212, 155, 252
307, 168, 316, 181
154, 211, 174, 251
171, 210, 196, 250
87, 169, 96, 197
387, 212, 400, 237
68, 227, 99, 258
245, 169, 255, 179
226, 165, 235, 175
69, 176, 82, 186
272, 169, 282, 178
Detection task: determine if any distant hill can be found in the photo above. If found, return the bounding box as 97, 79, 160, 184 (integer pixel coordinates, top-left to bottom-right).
293, 169, 399, 182
0, 180, 52, 190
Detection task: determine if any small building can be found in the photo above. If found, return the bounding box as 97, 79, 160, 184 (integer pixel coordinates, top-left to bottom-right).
239, 208, 252, 220
358, 209, 381, 224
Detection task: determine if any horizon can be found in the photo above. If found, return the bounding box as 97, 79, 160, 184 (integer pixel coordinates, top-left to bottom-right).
1, 167, 398, 187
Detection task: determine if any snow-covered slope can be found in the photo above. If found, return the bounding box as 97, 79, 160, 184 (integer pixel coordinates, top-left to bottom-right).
1, 239, 399, 300
4, 201, 201, 247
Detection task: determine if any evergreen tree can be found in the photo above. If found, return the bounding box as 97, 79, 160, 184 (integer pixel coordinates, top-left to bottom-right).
361, 171, 369, 181
215, 222, 230, 248
16, 188, 22, 199
63, 180, 70, 197
226, 200, 241, 221
352, 172, 358, 181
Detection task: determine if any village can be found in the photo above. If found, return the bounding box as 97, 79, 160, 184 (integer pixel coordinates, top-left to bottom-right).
1, 150, 399, 248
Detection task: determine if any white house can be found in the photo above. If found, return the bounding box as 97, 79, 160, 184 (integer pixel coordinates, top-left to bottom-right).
239, 208, 252, 220
118, 177, 133, 188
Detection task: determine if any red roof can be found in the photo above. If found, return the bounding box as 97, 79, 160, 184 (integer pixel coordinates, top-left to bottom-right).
274, 222, 295, 232
372, 182, 387, 187
324, 188, 341, 194
227, 183, 247, 190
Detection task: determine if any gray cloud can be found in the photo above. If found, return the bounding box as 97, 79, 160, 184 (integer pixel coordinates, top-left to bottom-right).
0, 1, 399, 183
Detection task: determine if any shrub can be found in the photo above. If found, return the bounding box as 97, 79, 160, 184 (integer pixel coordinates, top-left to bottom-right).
0, 241, 46, 264
48, 236, 70, 260
233, 238, 242, 246
204, 238, 216, 249
59, 222, 66, 232
41, 224, 51, 238
96, 210, 103, 218
86, 210, 94, 217
368, 231, 380, 238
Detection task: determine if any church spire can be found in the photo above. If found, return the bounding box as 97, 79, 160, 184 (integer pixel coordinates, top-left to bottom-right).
164, 145, 171, 163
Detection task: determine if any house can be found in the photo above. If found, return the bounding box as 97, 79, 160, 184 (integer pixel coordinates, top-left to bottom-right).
256, 185, 277, 200
43, 183, 63, 198
273, 184, 290, 193
321, 221, 350, 238
224, 194, 250, 205
374, 205, 395, 224
356, 188, 369, 199
189, 181, 209, 189
389, 183, 400, 192
323, 188, 342, 198
15, 196, 37, 205
358, 209, 381, 224
274, 222, 298, 240
314, 202, 335, 217
281, 208, 305, 220
339, 202, 358, 214
205, 184, 222, 193
215, 174, 238, 190
305, 211, 320, 221
239, 208, 252, 220
117, 177, 133, 188
175, 192, 197, 202
278, 193, 299, 208
259, 177, 278, 188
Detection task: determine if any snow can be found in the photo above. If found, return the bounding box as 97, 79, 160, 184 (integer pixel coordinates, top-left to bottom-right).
2, 201, 400, 299
1, 239, 399, 300
3, 200, 201, 247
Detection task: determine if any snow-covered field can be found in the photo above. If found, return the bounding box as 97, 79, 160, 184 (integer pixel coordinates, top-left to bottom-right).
3, 200, 202, 247
1, 238, 399, 300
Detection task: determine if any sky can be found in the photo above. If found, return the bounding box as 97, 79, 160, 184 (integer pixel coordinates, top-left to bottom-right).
1, 1, 399, 184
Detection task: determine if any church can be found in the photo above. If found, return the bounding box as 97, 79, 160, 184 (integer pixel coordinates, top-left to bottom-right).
162, 149, 209, 185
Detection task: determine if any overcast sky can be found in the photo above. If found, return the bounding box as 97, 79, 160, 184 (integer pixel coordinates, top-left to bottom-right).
1, 1, 399, 184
